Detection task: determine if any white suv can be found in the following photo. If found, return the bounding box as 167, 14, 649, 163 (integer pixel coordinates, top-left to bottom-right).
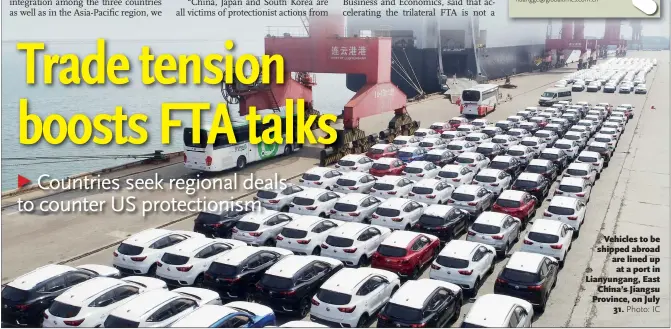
429, 240, 496, 295
321, 223, 392, 267
330, 193, 382, 223
371, 198, 426, 230
232, 210, 296, 246
288, 189, 341, 218
276, 216, 343, 256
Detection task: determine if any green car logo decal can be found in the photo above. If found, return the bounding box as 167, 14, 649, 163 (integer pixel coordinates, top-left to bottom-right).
258, 143, 279, 159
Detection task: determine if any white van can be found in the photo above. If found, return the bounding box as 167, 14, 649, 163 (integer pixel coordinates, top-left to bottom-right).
538, 87, 572, 107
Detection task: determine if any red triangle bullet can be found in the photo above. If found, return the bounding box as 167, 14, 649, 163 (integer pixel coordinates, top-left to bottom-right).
18, 175, 31, 188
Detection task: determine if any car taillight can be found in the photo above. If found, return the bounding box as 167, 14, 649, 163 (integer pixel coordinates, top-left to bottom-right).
249, 232, 262, 237
418, 173, 425, 177
544, 211, 551, 216
349, 212, 360, 216
467, 231, 476, 236
492, 235, 504, 240
411, 324, 427, 328
452, 178, 460, 182
426, 195, 436, 199
458, 269, 473, 275
496, 278, 507, 284
255, 282, 263, 290
370, 188, 376, 192
468, 164, 476, 167
297, 239, 311, 244
330, 209, 337, 214
551, 244, 563, 249
349, 186, 359, 190
408, 192, 415, 196
372, 214, 379, 218
378, 314, 390, 321
338, 306, 356, 313
205, 156, 212, 166
490, 183, 499, 186
177, 265, 193, 272
568, 216, 578, 220
391, 218, 403, 222
311, 298, 320, 306
156, 261, 162, 267
524, 239, 534, 245
14, 304, 29, 311
306, 206, 317, 210
231, 228, 238, 233
467, 202, 477, 206
64, 319, 85, 327
431, 264, 441, 270
343, 248, 357, 253
276, 235, 284, 240
113, 251, 118, 257
527, 285, 543, 290
576, 193, 585, 197
183, 154, 187, 163
555, 190, 563, 194
43, 312, 48, 319
269, 199, 279, 204
130, 256, 147, 262
388, 191, 397, 195
448, 199, 455, 203
315, 182, 323, 185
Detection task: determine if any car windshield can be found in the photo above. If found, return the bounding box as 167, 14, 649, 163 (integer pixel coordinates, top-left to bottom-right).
293, 197, 315, 206
256, 190, 278, 199
48, 301, 82, 319
425, 154, 443, 162
521, 141, 537, 147
456, 157, 474, 164
447, 144, 463, 151
161, 253, 190, 265
474, 175, 496, 183
336, 179, 357, 187
496, 199, 521, 208
558, 184, 583, 193
555, 143, 570, 150
404, 167, 423, 174
501, 268, 539, 283
373, 183, 394, 191
588, 146, 608, 153
377, 245, 408, 257
337, 159, 356, 167
261, 274, 294, 290
495, 123, 509, 129
398, 151, 414, 158
542, 92, 556, 97
419, 142, 434, 148
383, 303, 423, 322
541, 153, 558, 160
334, 203, 358, 212
280, 228, 308, 239
536, 133, 549, 138
567, 168, 588, 176
548, 205, 575, 215
507, 131, 521, 136
207, 263, 238, 277
371, 163, 390, 170
507, 150, 524, 156
415, 131, 428, 137
117, 243, 144, 256
393, 140, 408, 146
430, 125, 443, 130
457, 127, 471, 132
476, 147, 494, 155
471, 223, 501, 234
472, 121, 486, 126
103, 315, 140, 328
564, 135, 580, 141
412, 187, 434, 195
528, 232, 559, 244
369, 148, 384, 154
492, 138, 508, 144
235, 221, 261, 231
302, 173, 321, 181
526, 165, 547, 174
578, 156, 598, 163
1, 286, 29, 302
451, 193, 475, 201
316, 289, 352, 305
419, 214, 447, 226
438, 171, 458, 179
325, 236, 354, 247
465, 136, 481, 142
489, 161, 509, 170
376, 207, 401, 217
436, 256, 469, 269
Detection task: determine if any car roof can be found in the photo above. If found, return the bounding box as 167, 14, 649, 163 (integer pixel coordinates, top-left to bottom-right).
283, 215, 325, 230
427, 149, 450, 155
329, 222, 370, 237
477, 168, 503, 177
568, 162, 591, 170
505, 251, 546, 273
376, 175, 403, 184
55, 277, 121, 305
379, 197, 412, 209
508, 145, 529, 151
536, 130, 553, 134
478, 142, 497, 148
407, 161, 431, 168
341, 154, 366, 161
213, 246, 263, 266
442, 130, 463, 135
341, 171, 368, 180
521, 136, 541, 142
459, 124, 475, 128
8, 264, 75, 290
466, 132, 487, 137
306, 166, 333, 175
265, 255, 342, 278
555, 139, 574, 145
423, 204, 454, 217
400, 146, 421, 152
474, 212, 508, 226
529, 159, 552, 166
439, 240, 479, 259
482, 126, 500, 131
492, 155, 514, 162
542, 148, 562, 154
123, 228, 173, 246
170, 305, 237, 327
109, 289, 178, 320
320, 268, 395, 294
371, 143, 391, 149
579, 151, 601, 157
381, 230, 422, 248
492, 134, 512, 140
390, 279, 460, 309
338, 193, 370, 204
375, 157, 397, 165
164, 237, 215, 256
395, 135, 414, 141
449, 140, 469, 145
465, 294, 531, 326
530, 219, 564, 235
560, 177, 586, 187
458, 152, 479, 159
441, 164, 463, 172
414, 179, 440, 188
454, 184, 482, 194
550, 196, 579, 207
498, 190, 526, 201
421, 137, 442, 143
496, 120, 512, 124
240, 209, 281, 223
589, 141, 609, 148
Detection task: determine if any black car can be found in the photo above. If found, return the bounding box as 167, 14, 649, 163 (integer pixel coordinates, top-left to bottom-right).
511, 173, 551, 200
493, 253, 559, 311
413, 206, 470, 242
586, 144, 612, 166
1, 265, 119, 326
489, 156, 524, 177
193, 202, 256, 238
202, 247, 292, 301
476, 144, 505, 160
377, 280, 462, 328
255, 256, 344, 317
538, 149, 569, 171
524, 160, 559, 182
424, 150, 457, 167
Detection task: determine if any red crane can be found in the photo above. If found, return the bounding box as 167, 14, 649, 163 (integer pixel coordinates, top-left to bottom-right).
221, 14, 418, 166
545, 19, 629, 67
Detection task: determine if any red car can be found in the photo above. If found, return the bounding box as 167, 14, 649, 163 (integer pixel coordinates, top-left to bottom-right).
369, 158, 406, 177
366, 144, 399, 160
429, 122, 451, 133
491, 190, 537, 228
449, 117, 469, 129
530, 116, 549, 128
371, 231, 441, 279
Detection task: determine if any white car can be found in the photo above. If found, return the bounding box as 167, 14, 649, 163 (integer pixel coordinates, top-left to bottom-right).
393, 135, 422, 148
569, 124, 591, 137
603, 120, 624, 134
446, 140, 477, 154
519, 137, 547, 156
524, 106, 540, 115
43, 276, 167, 328
599, 127, 621, 140
436, 164, 476, 186
534, 130, 558, 146
575, 151, 605, 173
495, 120, 515, 132
603, 83, 617, 93
321, 223, 392, 267
379, 279, 462, 327
456, 124, 477, 133
403, 161, 440, 181
607, 116, 627, 129
553, 139, 580, 159
462, 294, 534, 327
563, 162, 598, 184
518, 121, 539, 133
465, 132, 491, 146
330, 193, 382, 223
505, 128, 531, 139
335, 154, 374, 173
440, 130, 467, 142
281, 321, 328, 328
554, 176, 592, 203
418, 137, 447, 150
414, 128, 439, 139
454, 152, 490, 173
542, 108, 562, 118
309, 268, 400, 328
521, 219, 574, 263
620, 84, 632, 93
586, 110, 605, 121
586, 82, 600, 92
472, 168, 512, 195
592, 133, 617, 150
506, 115, 526, 125
516, 110, 534, 120
481, 126, 504, 139
102, 288, 221, 327
429, 240, 496, 294
169, 303, 274, 328
371, 197, 426, 230
255, 184, 306, 212
563, 131, 589, 148
232, 210, 297, 246
470, 118, 490, 129
506, 145, 535, 165
634, 84, 647, 94
584, 115, 603, 128
113, 229, 205, 276
576, 120, 598, 135
467, 212, 522, 257
491, 134, 519, 150
408, 178, 455, 205
543, 196, 586, 234
276, 216, 343, 255
370, 175, 415, 199
448, 185, 495, 216
429, 121, 451, 132
155, 238, 246, 286
299, 167, 343, 190
333, 172, 376, 194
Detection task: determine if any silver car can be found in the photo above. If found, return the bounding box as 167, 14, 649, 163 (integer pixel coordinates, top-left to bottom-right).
467, 212, 522, 257
447, 185, 495, 217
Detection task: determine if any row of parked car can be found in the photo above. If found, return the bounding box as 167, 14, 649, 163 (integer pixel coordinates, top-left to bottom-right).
2, 102, 633, 328
561, 57, 653, 94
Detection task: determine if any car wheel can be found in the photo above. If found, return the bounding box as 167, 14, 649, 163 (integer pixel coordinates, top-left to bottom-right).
245, 292, 256, 303
298, 298, 311, 318
193, 274, 205, 287
236, 156, 247, 170
470, 277, 481, 296
405, 224, 411, 231
264, 239, 276, 247
488, 259, 495, 273
312, 247, 321, 256
284, 145, 292, 156
411, 266, 420, 279
452, 299, 463, 322
319, 212, 327, 218
147, 264, 157, 277
356, 314, 369, 328
358, 255, 368, 267
498, 243, 509, 259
